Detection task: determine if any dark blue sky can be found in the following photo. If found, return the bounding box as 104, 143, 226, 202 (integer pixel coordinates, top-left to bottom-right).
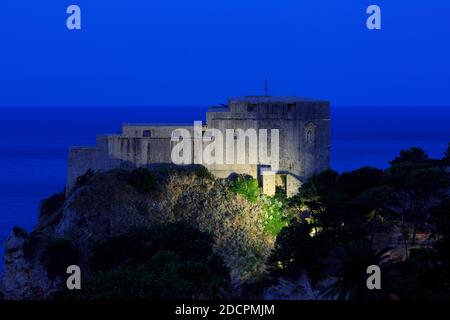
0, 0, 449, 107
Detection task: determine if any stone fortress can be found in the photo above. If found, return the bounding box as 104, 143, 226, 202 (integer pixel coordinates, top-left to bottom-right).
67, 96, 330, 197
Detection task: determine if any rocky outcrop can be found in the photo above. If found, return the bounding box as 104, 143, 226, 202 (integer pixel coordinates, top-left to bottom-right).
2, 227, 60, 299
1, 169, 275, 299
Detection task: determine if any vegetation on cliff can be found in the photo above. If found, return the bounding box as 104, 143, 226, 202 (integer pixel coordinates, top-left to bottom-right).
55, 222, 230, 300
1, 166, 278, 299
266, 145, 450, 299
1, 144, 449, 300
230, 175, 292, 236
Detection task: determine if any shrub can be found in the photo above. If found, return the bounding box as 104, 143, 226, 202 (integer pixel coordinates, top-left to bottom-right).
230, 176, 260, 202
65, 250, 228, 300
321, 241, 399, 300
339, 167, 385, 197
268, 220, 330, 282
39, 192, 65, 218
194, 166, 215, 180
74, 169, 95, 189
390, 147, 429, 165
443, 142, 450, 165
262, 196, 288, 237
229, 176, 290, 237
41, 238, 79, 279
129, 168, 156, 193
57, 222, 230, 300
91, 222, 217, 271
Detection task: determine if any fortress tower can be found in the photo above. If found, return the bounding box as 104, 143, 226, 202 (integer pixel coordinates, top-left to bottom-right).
67, 96, 330, 197
206, 97, 330, 196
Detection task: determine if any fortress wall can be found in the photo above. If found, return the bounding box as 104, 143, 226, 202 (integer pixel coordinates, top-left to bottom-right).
314, 118, 331, 174
278, 119, 302, 177
206, 100, 330, 194
68, 133, 197, 192
122, 125, 194, 138
207, 101, 330, 179
286, 174, 303, 197
206, 164, 258, 179
302, 102, 331, 177
107, 135, 196, 166
67, 146, 120, 193
67, 97, 330, 197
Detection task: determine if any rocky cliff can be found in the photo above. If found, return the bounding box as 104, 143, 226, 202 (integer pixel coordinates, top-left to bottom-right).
1, 168, 275, 300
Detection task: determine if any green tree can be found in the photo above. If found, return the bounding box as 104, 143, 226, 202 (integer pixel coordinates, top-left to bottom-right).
230, 175, 260, 202
41, 238, 80, 280
387, 161, 449, 243
320, 240, 398, 300
339, 167, 385, 197
294, 168, 389, 242
292, 169, 340, 236
57, 222, 230, 300
443, 142, 450, 166
353, 185, 398, 242
268, 220, 329, 283
74, 250, 228, 300
397, 199, 450, 299
390, 147, 429, 165
430, 197, 450, 238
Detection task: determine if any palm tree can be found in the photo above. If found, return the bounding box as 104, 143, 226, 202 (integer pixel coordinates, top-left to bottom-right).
320, 240, 398, 300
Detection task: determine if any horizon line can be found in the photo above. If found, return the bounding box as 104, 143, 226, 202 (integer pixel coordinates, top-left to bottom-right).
1, 105, 450, 108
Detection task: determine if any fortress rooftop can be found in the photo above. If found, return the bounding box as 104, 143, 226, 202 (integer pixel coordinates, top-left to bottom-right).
229, 96, 328, 104
122, 123, 194, 127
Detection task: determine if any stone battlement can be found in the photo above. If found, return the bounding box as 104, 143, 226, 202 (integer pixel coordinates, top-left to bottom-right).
67, 96, 330, 197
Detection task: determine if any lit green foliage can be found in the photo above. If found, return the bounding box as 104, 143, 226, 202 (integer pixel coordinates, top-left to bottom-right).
68, 168, 275, 285
229, 176, 290, 237
262, 196, 288, 237
230, 176, 260, 202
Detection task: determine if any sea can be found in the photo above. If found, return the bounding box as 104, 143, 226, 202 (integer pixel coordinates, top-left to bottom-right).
0, 106, 449, 275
